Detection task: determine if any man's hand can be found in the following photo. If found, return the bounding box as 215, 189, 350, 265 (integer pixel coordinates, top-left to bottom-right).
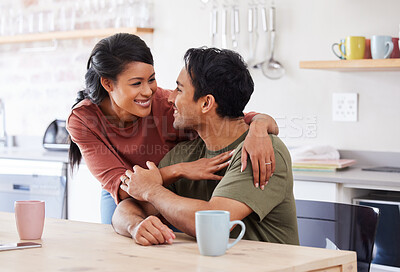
120, 161, 163, 201
131, 216, 176, 246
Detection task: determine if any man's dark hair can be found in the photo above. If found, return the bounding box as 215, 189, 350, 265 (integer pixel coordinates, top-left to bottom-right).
183, 47, 254, 118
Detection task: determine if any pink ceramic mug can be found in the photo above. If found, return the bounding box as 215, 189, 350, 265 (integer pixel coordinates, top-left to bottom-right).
14, 200, 45, 240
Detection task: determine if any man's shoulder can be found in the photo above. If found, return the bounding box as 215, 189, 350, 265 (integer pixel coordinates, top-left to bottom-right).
231, 134, 290, 163
220, 133, 292, 191
269, 134, 287, 151
269, 134, 292, 169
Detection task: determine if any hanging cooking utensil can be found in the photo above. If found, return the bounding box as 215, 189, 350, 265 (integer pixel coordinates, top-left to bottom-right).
221, 5, 228, 48
253, 5, 268, 68
261, 3, 285, 79
248, 6, 254, 61
210, 5, 218, 46
231, 5, 239, 49
247, 4, 259, 66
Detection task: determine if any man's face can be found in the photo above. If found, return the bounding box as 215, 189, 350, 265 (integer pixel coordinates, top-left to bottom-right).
168, 68, 202, 130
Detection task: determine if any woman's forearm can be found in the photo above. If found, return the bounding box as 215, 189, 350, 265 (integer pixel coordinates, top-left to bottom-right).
250, 114, 279, 135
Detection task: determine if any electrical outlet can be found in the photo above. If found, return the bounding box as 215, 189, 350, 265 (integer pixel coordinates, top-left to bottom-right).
332, 93, 358, 122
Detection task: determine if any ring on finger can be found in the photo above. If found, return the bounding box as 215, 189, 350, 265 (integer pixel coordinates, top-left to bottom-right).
121, 175, 128, 185
265, 162, 272, 165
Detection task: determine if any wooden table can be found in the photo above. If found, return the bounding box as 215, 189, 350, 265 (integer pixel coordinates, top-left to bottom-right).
0, 212, 356, 272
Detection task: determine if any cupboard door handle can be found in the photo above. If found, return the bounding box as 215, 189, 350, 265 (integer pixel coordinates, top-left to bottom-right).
13, 184, 30, 191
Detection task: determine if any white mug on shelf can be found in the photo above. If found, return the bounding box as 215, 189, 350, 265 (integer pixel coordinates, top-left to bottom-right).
371, 35, 394, 59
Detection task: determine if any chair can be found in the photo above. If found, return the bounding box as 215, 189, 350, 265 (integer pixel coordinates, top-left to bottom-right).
296, 199, 379, 272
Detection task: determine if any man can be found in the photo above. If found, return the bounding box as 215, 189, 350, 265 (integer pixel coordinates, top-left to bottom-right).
112, 47, 299, 246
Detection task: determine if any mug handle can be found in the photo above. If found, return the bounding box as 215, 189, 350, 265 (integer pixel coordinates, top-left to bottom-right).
337, 42, 346, 59
384, 41, 394, 59
227, 220, 246, 250
331, 43, 343, 59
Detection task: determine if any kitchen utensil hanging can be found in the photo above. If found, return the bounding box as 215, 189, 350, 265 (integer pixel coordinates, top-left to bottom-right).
231, 5, 240, 49
247, 3, 258, 66
221, 5, 228, 48
206, 0, 285, 80
252, 5, 268, 68
210, 4, 218, 46
260, 2, 285, 79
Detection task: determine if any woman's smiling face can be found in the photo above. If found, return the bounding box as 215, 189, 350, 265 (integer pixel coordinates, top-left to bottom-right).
106, 61, 158, 122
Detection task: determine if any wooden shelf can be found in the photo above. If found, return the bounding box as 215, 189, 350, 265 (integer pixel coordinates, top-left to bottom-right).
299, 59, 400, 71
0, 27, 154, 44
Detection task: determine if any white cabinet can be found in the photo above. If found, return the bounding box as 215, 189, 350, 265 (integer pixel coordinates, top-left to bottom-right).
0, 158, 67, 219
67, 164, 102, 223
294, 180, 341, 202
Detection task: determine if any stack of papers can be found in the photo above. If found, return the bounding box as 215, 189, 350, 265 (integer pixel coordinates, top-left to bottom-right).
292, 159, 357, 172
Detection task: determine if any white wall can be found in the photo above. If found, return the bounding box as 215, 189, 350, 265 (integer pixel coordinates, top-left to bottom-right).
152, 0, 400, 152
0, 0, 399, 152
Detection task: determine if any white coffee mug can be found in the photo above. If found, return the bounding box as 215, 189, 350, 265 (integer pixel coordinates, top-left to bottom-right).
195, 210, 246, 256
371, 35, 394, 59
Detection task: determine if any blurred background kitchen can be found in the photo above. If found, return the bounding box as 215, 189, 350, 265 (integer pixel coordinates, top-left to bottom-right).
0, 0, 398, 151
0, 1, 399, 271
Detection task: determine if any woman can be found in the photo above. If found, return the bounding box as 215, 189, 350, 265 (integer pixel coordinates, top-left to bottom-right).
67, 33, 279, 224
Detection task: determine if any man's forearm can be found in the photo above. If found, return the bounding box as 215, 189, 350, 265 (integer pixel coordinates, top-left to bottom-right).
145, 186, 211, 237
111, 198, 146, 237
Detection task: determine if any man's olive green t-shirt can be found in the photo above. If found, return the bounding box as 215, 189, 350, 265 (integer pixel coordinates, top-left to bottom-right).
158, 131, 299, 245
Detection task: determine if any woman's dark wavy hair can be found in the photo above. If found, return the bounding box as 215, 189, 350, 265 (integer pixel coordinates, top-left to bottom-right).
69, 33, 154, 171
183, 47, 254, 118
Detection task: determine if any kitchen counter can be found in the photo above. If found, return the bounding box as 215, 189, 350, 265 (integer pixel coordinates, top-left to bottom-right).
0, 147, 68, 163
293, 149, 400, 192
0, 212, 356, 272
0, 135, 68, 163
294, 167, 400, 191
